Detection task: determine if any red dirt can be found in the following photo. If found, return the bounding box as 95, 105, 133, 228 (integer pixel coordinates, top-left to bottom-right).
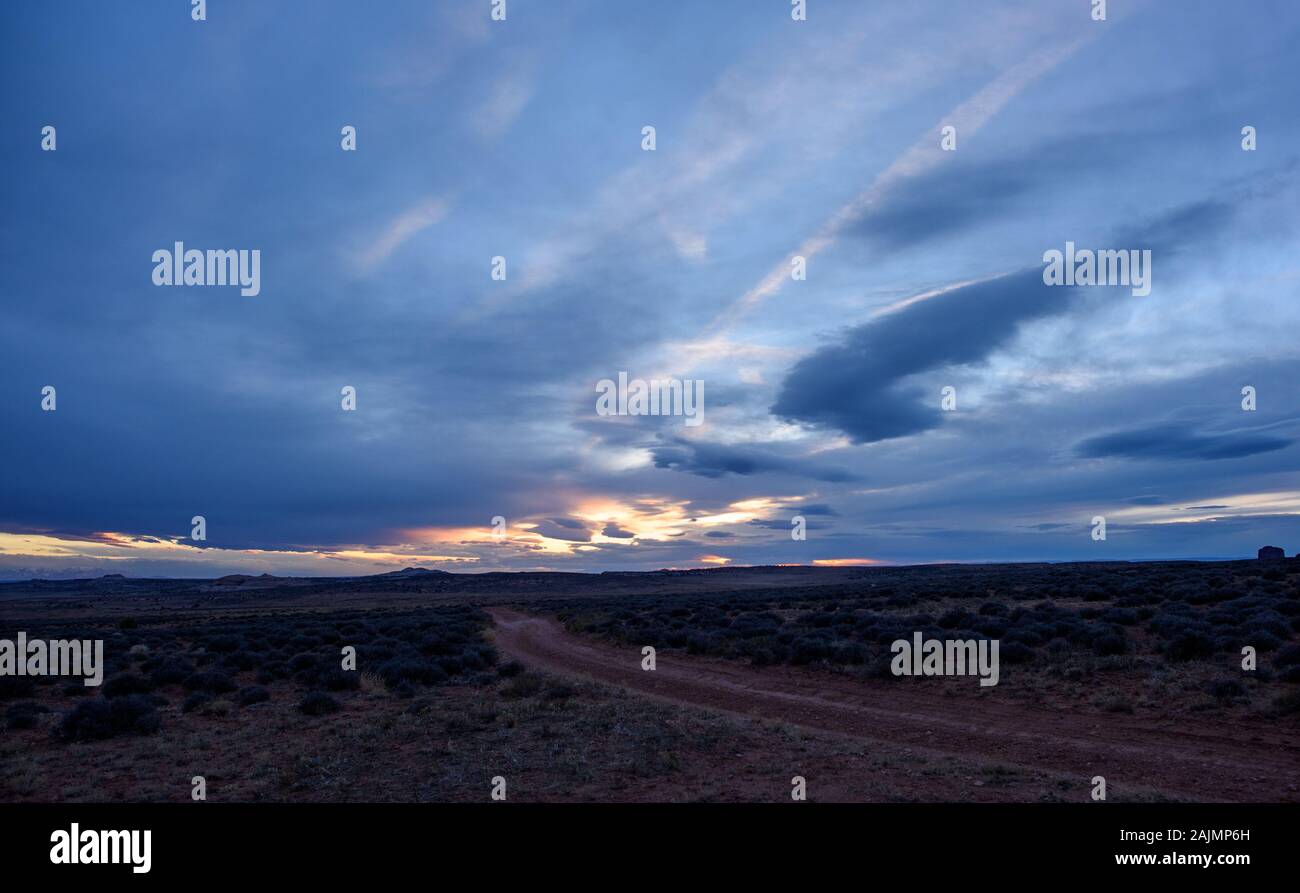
489, 607, 1300, 802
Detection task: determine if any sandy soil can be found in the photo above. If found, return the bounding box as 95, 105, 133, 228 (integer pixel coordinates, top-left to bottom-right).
489, 608, 1300, 802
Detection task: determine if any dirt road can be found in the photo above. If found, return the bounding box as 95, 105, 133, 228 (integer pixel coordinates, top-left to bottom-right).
489, 607, 1300, 801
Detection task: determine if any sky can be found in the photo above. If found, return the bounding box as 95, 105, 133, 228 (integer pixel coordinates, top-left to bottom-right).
2, 0, 1300, 579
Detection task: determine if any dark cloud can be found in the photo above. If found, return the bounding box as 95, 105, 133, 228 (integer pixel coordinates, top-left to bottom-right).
649, 437, 857, 481
852, 167, 1032, 251
773, 188, 1247, 446
1125, 495, 1169, 506
848, 135, 1119, 251
748, 518, 826, 531
531, 520, 592, 542
1075, 424, 1292, 461
602, 522, 636, 539
1116, 200, 1236, 258
772, 269, 1074, 444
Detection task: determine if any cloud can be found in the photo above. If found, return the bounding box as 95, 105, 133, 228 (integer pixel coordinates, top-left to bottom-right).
601, 522, 636, 539
772, 181, 1252, 446
649, 437, 858, 481
355, 197, 449, 270
706, 32, 1095, 334
748, 518, 826, 531
1076, 424, 1293, 461
474, 67, 536, 141
1116, 199, 1236, 257
530, 519, 593, 543
772, 269, 1075, 443
848, 132, 1126, 252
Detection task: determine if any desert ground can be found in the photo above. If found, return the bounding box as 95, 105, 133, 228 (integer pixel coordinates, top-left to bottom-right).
2, 562, 1298, 802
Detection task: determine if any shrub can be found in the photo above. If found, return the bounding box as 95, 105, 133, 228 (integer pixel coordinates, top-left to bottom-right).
0, 675, 36, 700
182, 671, 236, 694
1003, 629, 1043, 647
1167, 632, 1215, 662
1102, 697, 1134, 714
461, 647, 491, 671
378, 658, 447, 689
237, 685, 270, 706
206, 635, 242, 653
1244, 631, 1282, 652
197, 698, 232, 717
497, 660, 524, 678
937, 609, 971, 630
973, 618, 1008, 637
102, 673, 154, 698
288, 653, 318, 673
436, 655, 465, 675
1101, 608, 1138, 626
1000, 642, 1035, 664
1207, 678, 1245, 700
1271, 689, 1300, 716
789, 636, 832, 665
148, 656, 195, 686
501, 674, 544, 699
319, 668, 360, 691
1092, 634, 1128, 656
298, 691, 339, 715
219, 651, 258, 672
59, 695, 160, 741
5, 701, 50, 730
181, 693, 211, 713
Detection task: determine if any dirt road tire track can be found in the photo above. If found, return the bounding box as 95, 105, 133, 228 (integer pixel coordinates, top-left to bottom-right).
489, 607, 1300, 801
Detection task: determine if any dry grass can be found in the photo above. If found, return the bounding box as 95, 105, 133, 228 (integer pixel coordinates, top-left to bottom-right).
0, 669, 1122, 803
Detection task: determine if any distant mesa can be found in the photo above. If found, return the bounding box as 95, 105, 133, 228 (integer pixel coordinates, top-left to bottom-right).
381, 567, 451, 578
1257, 545, 1285, 560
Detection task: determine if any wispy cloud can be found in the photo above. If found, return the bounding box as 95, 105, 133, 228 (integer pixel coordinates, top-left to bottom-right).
354, 197, 450, 270
705, 35, 1097, 336
474, 65, 537, 141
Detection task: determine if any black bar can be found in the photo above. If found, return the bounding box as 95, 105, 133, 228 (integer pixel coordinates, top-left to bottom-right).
1, 802, 1284, 879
